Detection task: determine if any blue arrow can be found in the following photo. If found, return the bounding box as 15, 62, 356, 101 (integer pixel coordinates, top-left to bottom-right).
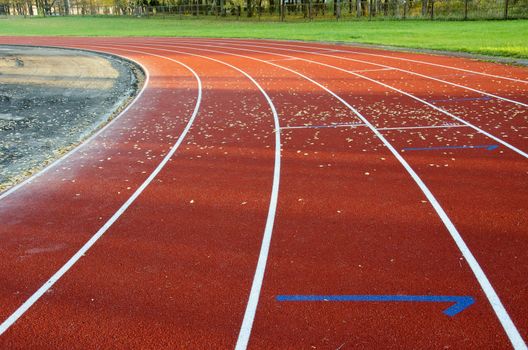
429, 96, 492, 103
276, 295, 475, 317
402, 145, 498, 152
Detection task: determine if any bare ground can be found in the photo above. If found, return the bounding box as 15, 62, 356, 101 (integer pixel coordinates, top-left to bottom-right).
0, 45, 144, 193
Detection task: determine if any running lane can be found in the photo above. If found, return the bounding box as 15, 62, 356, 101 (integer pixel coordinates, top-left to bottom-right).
181, 39, 528, 152
0, 40, 200, 346
115, 42, 528, 348
221, 38, 528, 92
0, 37, 526, 349
144, 39, 528, 348
193, 41, 528, 347
0, 38, 279, 348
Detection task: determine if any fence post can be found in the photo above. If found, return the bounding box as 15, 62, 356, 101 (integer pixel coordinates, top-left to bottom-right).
336, 0, 340, 19
280, 0, 285, 21
430, 0, 434, 19
504, 0, 509, 19
403, 0, 407, 19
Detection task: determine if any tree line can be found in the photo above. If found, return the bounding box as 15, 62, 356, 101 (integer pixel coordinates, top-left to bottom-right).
0, 0, 526, 19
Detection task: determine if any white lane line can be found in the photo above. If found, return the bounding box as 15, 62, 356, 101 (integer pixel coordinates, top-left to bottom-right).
332, 48, 528, 84
282, 123, 467, 131
0, 48, 149, 202
351, 67, 394, 73
135, 42, 527, 350
173, 40, 527, 159
377, 124, 468, 131
195, 39, 528, 108
94, 43, 282, 350
281, 123, 366, 130
0, 46, 203, 336
226, 39, 528, 84
307, 49, 344, 53
266, 57, 298, 62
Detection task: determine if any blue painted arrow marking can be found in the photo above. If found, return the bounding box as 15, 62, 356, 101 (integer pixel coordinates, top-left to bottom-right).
276, 295, 475, 317
402, 144, 498, 152
429, 96, 492, 103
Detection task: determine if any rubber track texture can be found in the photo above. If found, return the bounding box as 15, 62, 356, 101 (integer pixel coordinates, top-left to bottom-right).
0, 37, 526, 350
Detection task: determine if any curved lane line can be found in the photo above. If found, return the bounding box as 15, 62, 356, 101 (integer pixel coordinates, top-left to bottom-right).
90, 43, 282, 350
312, 44, 528, 84
168, 40, 528, 159
0, 48, 150, 202
0, 46, 203, 336
242, 41, 528, 107
222, 39, 528, 85
130, 42, 527, 350
188, 39, 528, 108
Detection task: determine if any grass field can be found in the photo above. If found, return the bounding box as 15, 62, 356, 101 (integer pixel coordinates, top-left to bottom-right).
1, 17, 527, 58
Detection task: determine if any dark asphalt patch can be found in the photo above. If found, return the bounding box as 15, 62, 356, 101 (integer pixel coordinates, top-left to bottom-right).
0, 45, 144, 192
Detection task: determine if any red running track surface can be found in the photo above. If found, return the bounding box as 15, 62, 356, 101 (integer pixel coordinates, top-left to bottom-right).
0, 37, 526, 350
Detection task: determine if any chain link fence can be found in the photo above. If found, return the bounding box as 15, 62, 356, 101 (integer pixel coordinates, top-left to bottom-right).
1, 0, 527, 20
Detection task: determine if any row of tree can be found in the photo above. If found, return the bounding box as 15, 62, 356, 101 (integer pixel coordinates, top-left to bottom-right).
0, 0, 525, 18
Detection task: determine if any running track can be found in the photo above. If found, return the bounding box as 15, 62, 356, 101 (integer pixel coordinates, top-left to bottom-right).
0, 37, 527, 349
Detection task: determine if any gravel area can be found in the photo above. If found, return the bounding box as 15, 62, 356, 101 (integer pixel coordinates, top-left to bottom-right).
0, 45, 144, 192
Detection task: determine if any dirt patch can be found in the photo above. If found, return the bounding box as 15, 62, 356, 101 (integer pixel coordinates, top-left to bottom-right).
0, 45, 144, 193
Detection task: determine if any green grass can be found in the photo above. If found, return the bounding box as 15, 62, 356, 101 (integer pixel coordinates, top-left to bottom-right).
1, 16, 528, 58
